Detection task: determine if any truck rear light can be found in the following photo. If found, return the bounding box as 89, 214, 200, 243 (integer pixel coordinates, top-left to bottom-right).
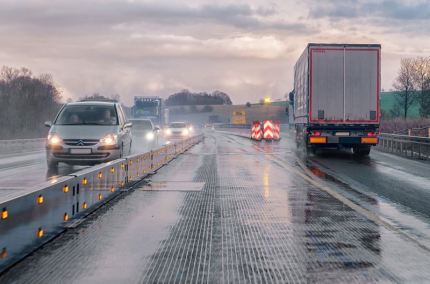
361, 137, 378, 144
367, 131, 377, 137
309, 136, 327, 144
311, 131, 321, 136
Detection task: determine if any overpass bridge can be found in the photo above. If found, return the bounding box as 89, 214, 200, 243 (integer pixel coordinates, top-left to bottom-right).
0, 129, 430, 283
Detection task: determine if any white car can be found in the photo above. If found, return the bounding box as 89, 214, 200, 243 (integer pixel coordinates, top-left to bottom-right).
45, 101, 133, 168
163, 122, 192, 139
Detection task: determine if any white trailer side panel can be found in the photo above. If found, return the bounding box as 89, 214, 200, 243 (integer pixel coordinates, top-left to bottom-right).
293, 48, 309, 124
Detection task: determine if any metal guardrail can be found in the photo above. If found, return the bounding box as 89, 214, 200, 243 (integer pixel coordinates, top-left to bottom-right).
216, 123, 251, 129
0, 138, 45, 154
0, 134, 203, 272
377, 133, 430, 160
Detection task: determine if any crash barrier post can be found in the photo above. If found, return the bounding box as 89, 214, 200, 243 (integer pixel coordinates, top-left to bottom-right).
0, 134, 204, 272
263, 120, 274, 141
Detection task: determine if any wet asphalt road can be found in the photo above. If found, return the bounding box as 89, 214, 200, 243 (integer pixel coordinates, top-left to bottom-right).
0, 135, 167, 202
1, 130, 430, 283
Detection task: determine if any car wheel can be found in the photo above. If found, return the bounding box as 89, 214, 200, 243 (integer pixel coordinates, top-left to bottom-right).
47, 160, 58, 169
120, 144, 124, 158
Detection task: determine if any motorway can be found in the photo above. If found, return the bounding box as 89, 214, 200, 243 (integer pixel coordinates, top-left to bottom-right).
1, 129, 430, 283
0, 135, 166, 201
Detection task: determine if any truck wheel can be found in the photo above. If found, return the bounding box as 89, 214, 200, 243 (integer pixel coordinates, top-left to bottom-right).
353, 147, 370, 156
311, 147, 317, 155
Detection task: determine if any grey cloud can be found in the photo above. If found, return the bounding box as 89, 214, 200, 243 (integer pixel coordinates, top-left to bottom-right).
308, 0, 430, 20
0, 1, 311, 33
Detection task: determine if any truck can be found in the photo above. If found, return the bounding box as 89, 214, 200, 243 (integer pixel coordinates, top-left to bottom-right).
293, 43, 381, 156
132, 96, 163, 125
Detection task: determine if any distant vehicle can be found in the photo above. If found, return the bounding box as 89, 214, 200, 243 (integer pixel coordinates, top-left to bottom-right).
44, 101, 132, 168
231, 110, 246, 125
163, 122, 191, 139
294, 43, 381, 156
130, 118, 160, 142
132, 96, 163, 125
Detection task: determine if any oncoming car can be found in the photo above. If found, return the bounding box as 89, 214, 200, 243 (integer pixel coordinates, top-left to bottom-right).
44, 101, 132, 168
130, 119, 160, 142
163, 122, 192, 139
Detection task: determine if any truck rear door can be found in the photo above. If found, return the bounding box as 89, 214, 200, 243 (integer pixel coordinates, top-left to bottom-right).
344, 47, 379, 122
309, 45, 380, 124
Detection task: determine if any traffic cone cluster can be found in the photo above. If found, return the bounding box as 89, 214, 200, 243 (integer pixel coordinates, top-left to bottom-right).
251, 120, 281, 141
273, 121, 281, 141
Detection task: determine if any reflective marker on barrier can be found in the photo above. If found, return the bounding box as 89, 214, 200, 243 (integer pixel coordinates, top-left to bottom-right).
37, 195, 44, 204
98, 194, 103, 201
37, 228, 44, 238
64, 213, 69, 221
110, 167, 115, 174
0, 248, 7, 259
82, 178, 88, 185
97, 172, 103, 179
63, 185, 69, 193
1, 208, 8, 220
82, 202, 88, 209
110, 186, 115, 193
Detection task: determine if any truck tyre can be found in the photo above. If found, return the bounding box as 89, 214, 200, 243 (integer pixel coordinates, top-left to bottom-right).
311, 146, 317, 155
353, 146, 370, 156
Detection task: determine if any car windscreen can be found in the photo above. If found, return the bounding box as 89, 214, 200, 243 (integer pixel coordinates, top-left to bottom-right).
169, 123, 186, 128
55, 105, 118, 125
132, 120, 153, 130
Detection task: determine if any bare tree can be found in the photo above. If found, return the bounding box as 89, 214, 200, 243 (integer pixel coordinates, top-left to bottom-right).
0, 66, 62, 139
412, 56, 430, 117
393, 58, 416, 119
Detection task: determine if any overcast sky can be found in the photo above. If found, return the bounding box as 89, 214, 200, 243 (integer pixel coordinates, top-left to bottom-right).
0, 0, 429, 105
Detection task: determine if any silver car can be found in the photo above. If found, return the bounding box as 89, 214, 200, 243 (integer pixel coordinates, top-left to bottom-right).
45, 101, 132, 168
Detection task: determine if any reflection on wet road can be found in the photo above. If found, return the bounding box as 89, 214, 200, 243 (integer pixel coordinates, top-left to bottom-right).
2, 130, 430, 283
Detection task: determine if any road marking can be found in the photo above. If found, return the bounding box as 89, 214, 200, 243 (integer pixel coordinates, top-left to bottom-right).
219, 130, 430, 254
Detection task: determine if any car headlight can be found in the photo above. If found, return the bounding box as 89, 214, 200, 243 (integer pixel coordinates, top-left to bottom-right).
188, 126, 193, 132
47, 134, 62, 145
164, 129, 172, 135
182, 129, 189, 136
100, 134, 118, 145
145, 132, 155, 141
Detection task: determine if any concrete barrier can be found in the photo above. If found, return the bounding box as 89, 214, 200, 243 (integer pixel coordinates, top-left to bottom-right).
0, 134, 204, 272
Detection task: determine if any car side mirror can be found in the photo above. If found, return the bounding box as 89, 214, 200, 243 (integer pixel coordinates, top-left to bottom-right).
154, 127, 160, 132
124, 122, 133, 129
44, 121, 52, 127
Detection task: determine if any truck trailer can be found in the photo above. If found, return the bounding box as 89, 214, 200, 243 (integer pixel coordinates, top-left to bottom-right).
293, 43, 381, 156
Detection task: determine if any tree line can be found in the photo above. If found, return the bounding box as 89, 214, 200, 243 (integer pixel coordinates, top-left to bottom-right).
165, 89, 232, 106
393, 56, 430, 119
0, 66, 62, 139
